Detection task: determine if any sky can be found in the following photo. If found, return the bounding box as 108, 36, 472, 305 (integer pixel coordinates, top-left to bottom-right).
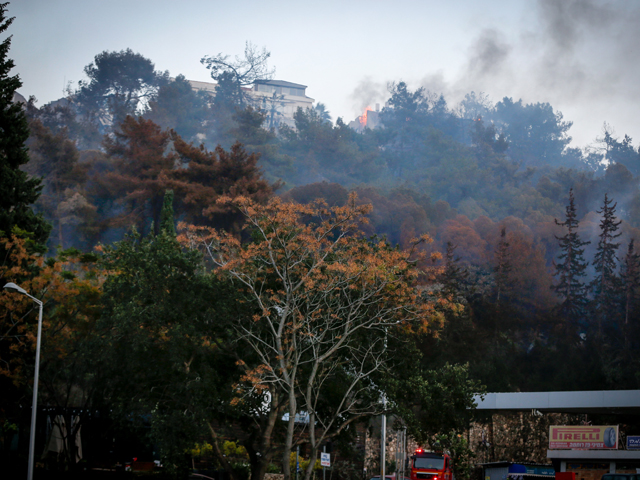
9, 0, 640, 149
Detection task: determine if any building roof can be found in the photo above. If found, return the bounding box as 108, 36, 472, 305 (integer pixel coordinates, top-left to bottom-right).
547, 450, 640, 460
473, 390, 640, 414
185, 79, 218, 93
254, 79, 307, 89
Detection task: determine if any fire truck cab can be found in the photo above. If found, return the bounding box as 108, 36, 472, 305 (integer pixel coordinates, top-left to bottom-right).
409, 449, 453, 480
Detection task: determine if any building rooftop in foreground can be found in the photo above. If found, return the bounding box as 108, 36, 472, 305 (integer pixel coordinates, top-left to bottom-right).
473, 390, 640, 414
254, 79, 308, 89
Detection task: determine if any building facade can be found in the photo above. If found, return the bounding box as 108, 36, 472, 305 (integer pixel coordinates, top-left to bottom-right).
186, 78, 314, 129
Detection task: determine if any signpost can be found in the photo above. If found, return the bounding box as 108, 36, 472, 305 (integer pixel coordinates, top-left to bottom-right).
321, 452, 331, 467
549, 425, 618, 449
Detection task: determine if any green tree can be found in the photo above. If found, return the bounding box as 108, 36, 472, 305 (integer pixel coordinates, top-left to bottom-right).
96, 193, 248, 479
440, 242, 469, 299
313, 102, 331, 123
159, 189, 176, 236
91, 116, 275, 240
200, 43, 273, 146
145, 74, 210, 142
36, 249, 103, 473
230, 106, 293, 183
397, 363, 482, 445
0, 235, 103, 474
378, 82, 430, 177
201, 42, 274, 105
0, 3, 50, 251
621, 239, 640, 329
205, 71, 246, 147
552, 189, 590, 329
493, 98, 577, 169
590, 194, 622, 336
98, 115, 176, 234
493, 227, 512, 305
75, 49, 169, 131
25, 119, 96, 251
431, 431, 475, 480
609, 134, 638, 171
280, 107, 383, 185
26, 96, 102, 150
166, 137, 275, 233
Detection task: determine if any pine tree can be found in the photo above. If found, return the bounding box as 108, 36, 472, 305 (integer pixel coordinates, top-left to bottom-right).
620, 239, 640, 327
0, 4, 50, 250
494, 226, 512, 305
441, 242, 469, 299
552, 188, 590, 326
99, 115, 176, 234
590, 193, 622, 335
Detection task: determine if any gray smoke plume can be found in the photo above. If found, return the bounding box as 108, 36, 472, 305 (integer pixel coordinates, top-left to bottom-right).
466, 29, 512, 79
350, 77, 387, 114
349, 0, 640, 146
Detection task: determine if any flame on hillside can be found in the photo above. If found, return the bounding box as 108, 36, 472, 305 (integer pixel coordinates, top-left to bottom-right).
359, 106, 373, 127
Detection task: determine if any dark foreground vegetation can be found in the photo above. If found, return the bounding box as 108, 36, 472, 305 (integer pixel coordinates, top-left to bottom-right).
2, 2, 640, 479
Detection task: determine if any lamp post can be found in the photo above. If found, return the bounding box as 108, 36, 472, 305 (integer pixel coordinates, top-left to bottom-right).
4, 282, 43, 480
381, 395, 386, 480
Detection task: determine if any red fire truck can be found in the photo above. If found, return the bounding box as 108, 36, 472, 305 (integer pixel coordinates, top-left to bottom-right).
409, 449, 453, 480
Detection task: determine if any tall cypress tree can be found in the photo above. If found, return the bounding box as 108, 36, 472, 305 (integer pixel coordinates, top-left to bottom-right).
159, 189, 176, 237
620, 239, 640, 356
0, 4, 50, 250
621, 239, 640, 327
493, 226, 512, 305
440, 242, 469, 299
552, 188, 590, 327
590, 193, 622, 335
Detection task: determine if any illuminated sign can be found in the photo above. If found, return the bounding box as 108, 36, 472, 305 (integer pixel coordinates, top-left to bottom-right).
549, 425, 618, 449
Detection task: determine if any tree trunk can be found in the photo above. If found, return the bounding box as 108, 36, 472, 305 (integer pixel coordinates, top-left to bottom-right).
282, 391, 297, 480
207, 422, 240, 480
303, 412, 317, 480
250, 390, 285, 480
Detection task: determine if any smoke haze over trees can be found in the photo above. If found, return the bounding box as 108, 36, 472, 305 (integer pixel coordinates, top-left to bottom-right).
18, 40, 640, 394
12, 1, 640, 148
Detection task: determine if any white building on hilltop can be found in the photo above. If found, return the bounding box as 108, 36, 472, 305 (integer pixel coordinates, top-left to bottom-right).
186, 78, 314, 129
251, 79, 314, 128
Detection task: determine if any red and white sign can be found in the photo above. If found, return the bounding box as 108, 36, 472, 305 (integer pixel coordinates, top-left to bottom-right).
549, 425, 618, 449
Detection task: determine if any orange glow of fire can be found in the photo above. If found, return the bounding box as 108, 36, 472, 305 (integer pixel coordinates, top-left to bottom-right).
359, 106, 372, 126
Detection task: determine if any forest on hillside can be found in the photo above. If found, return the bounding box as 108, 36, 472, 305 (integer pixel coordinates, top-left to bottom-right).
21, 46, 640, 393
4, 27, 640, 478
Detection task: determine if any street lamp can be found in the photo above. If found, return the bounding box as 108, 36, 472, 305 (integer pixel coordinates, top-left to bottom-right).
4, 282, 43, 480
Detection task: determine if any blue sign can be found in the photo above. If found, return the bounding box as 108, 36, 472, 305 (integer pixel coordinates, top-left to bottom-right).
508, 465, 555, 477
627, 436, 640, 450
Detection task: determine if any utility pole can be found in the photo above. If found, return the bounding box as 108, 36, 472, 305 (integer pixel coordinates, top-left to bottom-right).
395, 430, 399, 479
403, 426, 407, 480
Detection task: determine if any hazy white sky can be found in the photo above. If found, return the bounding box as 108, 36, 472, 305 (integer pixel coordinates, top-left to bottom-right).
9, 0, 640, 148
